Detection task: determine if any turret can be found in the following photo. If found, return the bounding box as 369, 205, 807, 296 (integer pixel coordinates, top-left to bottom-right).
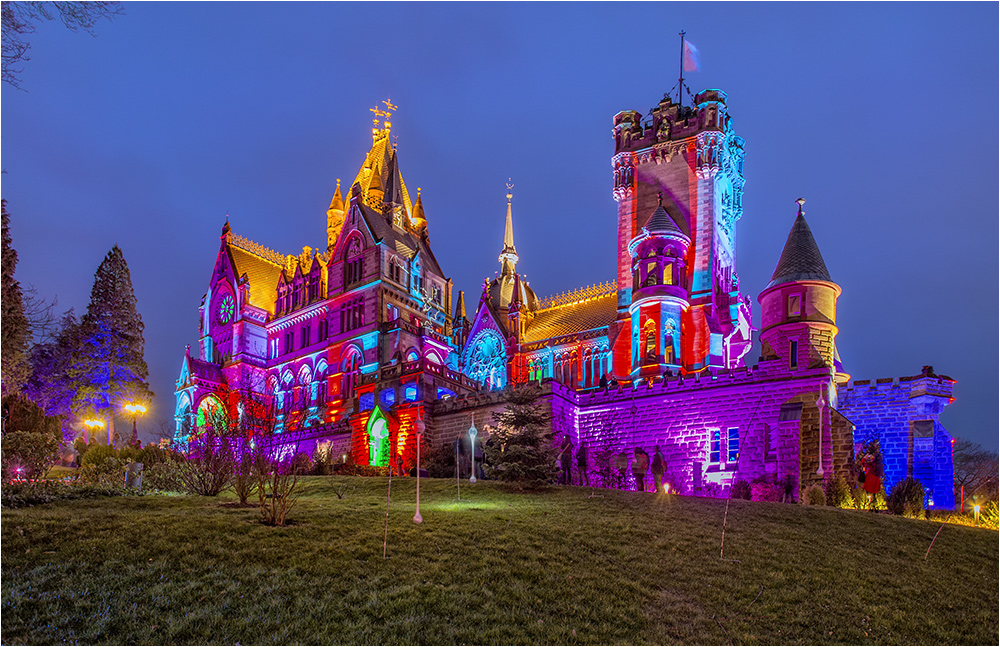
758, 199, 845, 382
327, 179, 345, 252
627, 196, 690, 378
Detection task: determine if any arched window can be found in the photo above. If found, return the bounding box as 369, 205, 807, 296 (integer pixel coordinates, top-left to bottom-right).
315, 362, 328, 408
463, 329, 507, 390
366, 406, 390, 467
342, 348, 362, 399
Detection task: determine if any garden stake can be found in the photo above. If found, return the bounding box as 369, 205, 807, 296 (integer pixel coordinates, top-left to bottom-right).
382, 463, 393, 559
925, 523, 946, 560
720, 387, 769, 560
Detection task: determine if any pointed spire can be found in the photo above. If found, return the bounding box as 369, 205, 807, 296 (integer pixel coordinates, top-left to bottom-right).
454, 290, 467, 321
510, 272, 523, 312
766, 198, 833, 289
644, 192, 687, 238
328, 179, 344, 212
411, 187, 426, 223
498, 180, 519, 276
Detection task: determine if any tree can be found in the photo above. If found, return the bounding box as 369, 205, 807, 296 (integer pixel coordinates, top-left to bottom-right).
1, 394, 62, 482
953, 437, 999, 507
483, 383, 556, 487
2, 1, 122, 89
69, 245, 152, 444
1, 200, 31, 396
23, 309, 80, 429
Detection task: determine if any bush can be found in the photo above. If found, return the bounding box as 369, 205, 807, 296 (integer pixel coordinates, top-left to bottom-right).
887, 477, 925, 517
333, 463, 388, 477
803, 484, 826, 506
730, 479, 752, 500
825, 476, 853, 508
1, 480, 125, 508
750, 481, 783, 502
289, 452, 312, 475
180, 430, 234, 496
145, 460, 185, 492
1, 430, 62, 482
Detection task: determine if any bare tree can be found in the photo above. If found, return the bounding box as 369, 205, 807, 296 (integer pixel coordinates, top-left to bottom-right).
2, 1, 123, 89
953, 437, 999, 506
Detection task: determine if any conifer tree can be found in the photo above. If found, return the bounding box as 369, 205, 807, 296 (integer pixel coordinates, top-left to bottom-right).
24, 309, 81, 426
70, 245, 152, 444
484, 383, 556, 486
1, 200, 30, 395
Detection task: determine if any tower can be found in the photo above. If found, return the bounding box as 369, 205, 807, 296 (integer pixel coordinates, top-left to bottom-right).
627, 196, 690, 378
610, 89, 752, 378
757, 199, 846, 384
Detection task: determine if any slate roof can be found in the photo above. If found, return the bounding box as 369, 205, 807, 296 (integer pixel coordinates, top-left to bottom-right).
188, 357, 224, 384
228, 244, 283, 314
644, 204, 686, 238
523, 291, 618, 344
359, 203, 444, 277
766, 213, 833, 289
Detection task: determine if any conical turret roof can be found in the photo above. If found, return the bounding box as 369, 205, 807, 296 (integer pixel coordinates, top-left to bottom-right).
328, 179, 344, 212
645, 204, 684, 237
766, 202, 832, 289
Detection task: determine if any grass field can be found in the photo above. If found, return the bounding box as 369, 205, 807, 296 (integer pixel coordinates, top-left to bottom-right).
2, 476, 997, 645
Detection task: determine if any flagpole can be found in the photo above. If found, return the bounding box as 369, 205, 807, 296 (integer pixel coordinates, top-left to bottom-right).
678, 30, 686, 107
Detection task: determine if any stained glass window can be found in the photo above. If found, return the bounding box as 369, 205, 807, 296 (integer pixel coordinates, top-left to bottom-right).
465, 330, 507, 390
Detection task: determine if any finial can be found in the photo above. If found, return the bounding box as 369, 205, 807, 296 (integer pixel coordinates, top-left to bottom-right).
336, 178, 341, 189
506, 178, 514, 202
658, 192, 663, 207
796, 197, 806, 216
417, 187, 421, 196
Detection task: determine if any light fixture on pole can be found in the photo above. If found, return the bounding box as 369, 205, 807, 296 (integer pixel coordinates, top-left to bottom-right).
124, 403, 147, 447
469, 418, 478, 484
414, 417, 425, 524
83, 418, 105, 444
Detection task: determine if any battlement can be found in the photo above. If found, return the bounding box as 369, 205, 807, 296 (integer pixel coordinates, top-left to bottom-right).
841, 373, 955, 401
613, 89, 733, 155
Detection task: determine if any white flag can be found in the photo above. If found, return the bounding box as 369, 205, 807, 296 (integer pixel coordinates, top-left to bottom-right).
683, 40, 700, 72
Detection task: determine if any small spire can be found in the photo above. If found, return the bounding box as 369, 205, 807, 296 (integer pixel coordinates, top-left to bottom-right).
499, 180, 518, 276
455, 290, 467, 321
329, 179, 344, 212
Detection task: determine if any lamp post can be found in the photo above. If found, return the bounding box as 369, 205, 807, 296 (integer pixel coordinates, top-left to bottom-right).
816, 385, 825, 477
974, 504, 981, 527
83, 418, 105, 444
124, 403, 147, 448
414, 418, 425, 524
469, 417, 478, 484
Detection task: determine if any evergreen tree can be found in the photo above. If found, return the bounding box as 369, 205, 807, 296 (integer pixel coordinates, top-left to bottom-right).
484, 384, 556, 486
1, 200, 30, 396
70, 245, 152, 444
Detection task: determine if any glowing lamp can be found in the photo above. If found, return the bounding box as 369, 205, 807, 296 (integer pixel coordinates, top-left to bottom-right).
83, 419, 105, 430
124, 403, 147, 416
469, 418, 478, 484
974, 504, 981, 527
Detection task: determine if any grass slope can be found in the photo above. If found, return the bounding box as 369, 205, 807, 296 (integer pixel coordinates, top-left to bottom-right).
2, 477, 997, 645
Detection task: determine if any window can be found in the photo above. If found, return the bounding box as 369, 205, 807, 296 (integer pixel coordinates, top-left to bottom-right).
308, 275, 320, 301
432, 285, 442, 305
359, 392, 374, 411
284, 331, 295, 355
404, 385, 418, 402
389, 259, 403, 284
317, 318, 328, 341
727, 427, 739, 462
787, 294, 801, 317
710, 429, 721, 463
380, 388, 395, 406
344, 256, 363, 287
341, 299, 365, 332
301, 324, 311, 349
789, 340, 799, 370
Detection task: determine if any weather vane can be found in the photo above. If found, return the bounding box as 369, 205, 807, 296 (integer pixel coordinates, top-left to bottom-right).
370, 96, 398, 134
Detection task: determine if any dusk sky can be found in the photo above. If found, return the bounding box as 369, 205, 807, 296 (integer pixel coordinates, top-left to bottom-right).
2, 2, 996, 450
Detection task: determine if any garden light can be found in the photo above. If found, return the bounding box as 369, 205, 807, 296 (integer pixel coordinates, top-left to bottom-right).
974, 504, 981, 527
124, 402, 147, 447
469, 419, 478, 484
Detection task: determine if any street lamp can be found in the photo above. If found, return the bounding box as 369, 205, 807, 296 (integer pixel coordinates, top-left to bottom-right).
83, 418, 105, 444
469, 417, 478, 484
414, 418, 425, 524
124, 403, 147, 447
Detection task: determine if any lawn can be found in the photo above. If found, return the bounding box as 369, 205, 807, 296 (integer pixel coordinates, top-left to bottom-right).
2, 476, 997, 645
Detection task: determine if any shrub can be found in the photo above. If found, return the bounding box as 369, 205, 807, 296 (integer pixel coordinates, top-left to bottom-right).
333, 463, 388, 477
803, 484, 826, 506
257, 457, 299, 526
1, 480, 125, 508
750, 481, 783, 502
145, 460, 185, 492
730, 479, 752, 500
180, 430, 234, 496
887, 477, 926, 517
1, 430, 62, 482
825, 476, 853, 508
289, 452, 312, 475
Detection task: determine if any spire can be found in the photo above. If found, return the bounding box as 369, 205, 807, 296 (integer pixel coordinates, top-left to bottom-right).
644, 193, 686, 237
498, 180, 519, 276
766, 198, 833, 289
510, 272, 522, 312
328, 179, 344, 213
454, 289, 467, 321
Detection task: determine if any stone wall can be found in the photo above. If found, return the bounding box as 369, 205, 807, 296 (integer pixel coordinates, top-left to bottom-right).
838, 374, 955, 509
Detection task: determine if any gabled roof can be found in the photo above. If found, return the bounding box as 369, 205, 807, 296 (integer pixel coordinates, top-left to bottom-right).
523, 290, 617, 344
766, 211, 833, 289
187, 356, 224, 384
227, 242, 284, 314
358, 203, 444, 277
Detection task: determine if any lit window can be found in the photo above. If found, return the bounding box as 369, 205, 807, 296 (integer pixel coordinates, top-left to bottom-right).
789, 340, 799, 370
710, 429, 721, 464
359, 392, 374, 411
727, 427, 739, 463
404, 385, 418, 401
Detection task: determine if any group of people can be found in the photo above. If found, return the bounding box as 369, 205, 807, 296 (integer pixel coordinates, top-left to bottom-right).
558, 436, 669, 493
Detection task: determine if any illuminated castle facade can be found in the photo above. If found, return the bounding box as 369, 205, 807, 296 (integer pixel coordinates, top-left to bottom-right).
176, 92, 956, 507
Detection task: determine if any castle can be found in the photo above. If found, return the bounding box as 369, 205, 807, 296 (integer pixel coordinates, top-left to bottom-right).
175, 90, 956, 507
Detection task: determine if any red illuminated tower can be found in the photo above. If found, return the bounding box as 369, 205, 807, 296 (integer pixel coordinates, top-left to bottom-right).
609, 90, 752, 378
